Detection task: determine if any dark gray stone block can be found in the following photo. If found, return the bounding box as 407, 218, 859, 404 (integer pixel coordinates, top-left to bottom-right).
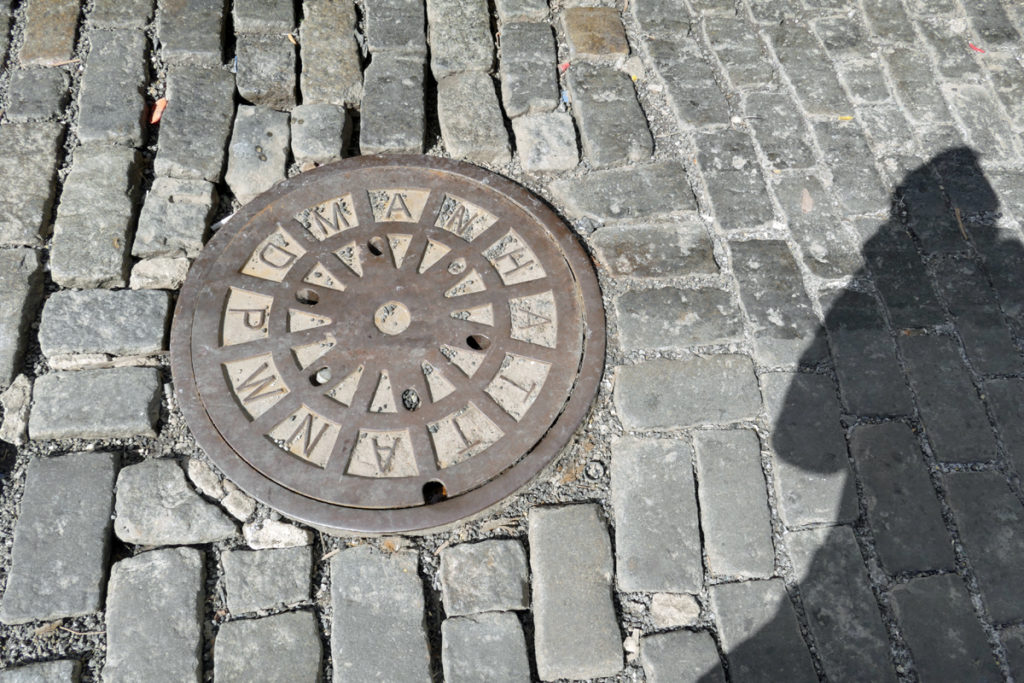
437, 72, 511, 165
225, 105, 290, 205
640, 630, 724, 683
359, 55, 426, 154
77, 29, 147, 146
744, 92, 816, 170
774, 175, 863, 279
133, 177, 216, 258
157, 0, 225, 64
235, 33, 297, 111
615, 286, 742, 350
38, 289, 171, 357
591, 221, 716, 278
300, 0, 362, 106
697, 128, 774, 231
6, 68, 70, 121
566, 62, 652, 168
214, 611, 321, 683
441, 613, 532, 683
499, 21, 558, 118
644, 36, 730, 127
0, 123, 64, 247
222, 547, 312, 614
439, 540, 529, 616
0, 249, 44, 388
155, 65, 237, 182
427, 0, 493, 79
549, 161, 696, 222
364, 0, 427, 58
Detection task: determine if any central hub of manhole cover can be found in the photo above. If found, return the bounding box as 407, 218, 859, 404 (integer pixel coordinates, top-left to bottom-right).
171, 155, 604, 534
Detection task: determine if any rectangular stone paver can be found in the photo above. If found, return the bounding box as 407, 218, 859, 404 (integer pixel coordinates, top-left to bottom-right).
157, 0, 225, 64
883, 47, 950, 125
770, 26, 850, 116
0, 660, 81, 682
439, 539, 529, 616
640, 630, 724, 683
694, 430, 774, 578
29, 367, 162, 440
495, 0, 547, 22
711, 579, 817, 682
614, 355, 760, 429
291, 103, 348, 167
849, 423, 954, 574
222, 546, 312, 614
566, 62, 652, 168
77, 29, 148, 147
549, 161, 696, 222
592, 220, 716, 278
744, 91, 816, 170
762, 371, 857, 527
224, 105, 290, 205
155, 65, 236, 182
330, 547, 431, 681
561, 7, 629, 62
214, 611, 321, 683
437, 72, 511, 165
704, 18, 773, 89
899, 334, 998, 463
232, 0, 293, 32
21, 0, 80, 65
891, 574, 1001, 681
529, 504, 623, 681
499, 21, 558, 118
944, 471, 1024, 624
38, 289, 170, 358
359, 55, 426, 154
986, 378, 1024, 476
644, 36, 730, 127
0, 452, 118, 625
103, 548, 205, 683
615, 286, 741, 350
511, 112, 578, 173
235, 33, 297, 111
612, 437, 702, 593
0, 249, 44, 388
0, 122, 64, 247
300, 0, 362, 106
787, 526, 896, 681
864, 225, 946, 329
427, 0, 493, 79
365, 0, 427, 58
6, 68, 71, 122
442, 613, 532, 683
775, 175, 863, 279
814, 120, 888, 215
91, 0, 153, 28
697, 128, 774, 230
134, 177, 216, 259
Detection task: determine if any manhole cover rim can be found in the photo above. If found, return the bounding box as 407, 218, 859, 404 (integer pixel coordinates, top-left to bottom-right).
170, 154, 605, 534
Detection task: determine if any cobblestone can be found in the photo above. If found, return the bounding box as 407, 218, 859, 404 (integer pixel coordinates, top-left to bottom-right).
963, 0, 1020, 47
561, 8, 629, 62
330, 547, 431, 681
916, 17, 983, 81
359, 55, 426, 154
157, 0, 225, 64
864, 225, 946, 329
0, 249, 43, 388
77, 29, 147, 147
985, 53, 1024, 124
743, 92, 815, 171
530, 504, 622, 680
0, 375, 32, 446
20, 0, 80, 66
441, 612, 532, 683
427, 0, 493, 79
770, 25, 851, 116
643, 36, 730, 127
290, 103, 348, 168
612, 437, 701, 593
649, 593, 700, 629
811, 14, 870, 60
630, 0, 690, 35
499, 22, 558, 118
300, 0, 362, 107
364, 0, 427, 58
591, 220, 716, 277
694, 430, 773, 579
495, 0, 548, 22
0, 661, 80, 682
155, 65, 237, 182
223, 547, 312, 614
0, 452, 117, 625
114, 459, 236, 546
615, 356, 760, 429
615, 286, 741, 350
29, 367, 162, 440
439, 540, 529, 616
814, 120, 888, 215
511, 112, 578, 173
697, 128, 774, 231
891, 574, 1001, 681
235, 33, 297, 111
883, 47, 951, 124
103, 548, 205, 683
214, 611, 321, 683
437, 72, 511, 165
0, 123, 64, 247
944, 83, 1019, 162
38, 289, 170, 358
986, 378, 1024, 476
548, 160, 695, 221
50, 146, 139, 289
90, 0, 153, 28
566, 62, 652, 168
703, 18, 773, 89
134, 177, 217, 259
774, 175, 863, 279
242, 518, 312, 549
640, 630, 724, 683
835, 60, 891, 104
225, 105, 290, 205
130, 256, 190, 290
232, 0, 293, 33
6, 68, 70, 122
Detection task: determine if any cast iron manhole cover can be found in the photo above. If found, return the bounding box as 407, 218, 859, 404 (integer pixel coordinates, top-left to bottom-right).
171, 155, 604, 533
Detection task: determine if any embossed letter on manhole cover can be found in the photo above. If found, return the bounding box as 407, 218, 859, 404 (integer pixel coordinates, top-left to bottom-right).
171, 156, 604, 533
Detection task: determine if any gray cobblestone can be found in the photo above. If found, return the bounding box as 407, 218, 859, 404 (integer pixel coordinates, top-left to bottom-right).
214, 611, 321, 683
0, 660, 80, 682
944, 83, 1019, 162
0, 2, 10, 60
849, 422, 954, 574
0, 452, 118, 625
891, 573, 1001, 682
39, 289, 170, 358
359, 55, 426, 154
986, 378, 1024, 476
29, 367, 161, 440
134, 177, 217, 258
90, 0, 153, 28
20, 0, 79, 66
437, 72, 511, 165
291, 103, 348, 167
511, 112, 578, 173
811, 14, 870, 60
1004, 626, 1024, 680
703, 18, 773, 89
365, 0, 427, 58
615, 286, 741, 350
232, 0, 293, 33
549, 161, 695, 221
0, 122, 64, 247
694, 430, 773, 579
50, 145, 139, 289
762, 371, 857, 527
566, 62, 652, 168
770, 25, 851, 116
331, 547, 431, 681
697, 129, 773, 231
612, 437, 701, 592
985, 53, 1024, 124
155, 65, 236, 182
644, 36, 730, 127
439, 540, 529, 616
945, 471, 1024, 623
835, 59, 891, 104
865, 225, 946, 329
814, 120, 888, 215
710, 579, 816, 681
441, 612, 531, 683
157, 0, 225, 64
744, 92, 815, 171
495, 0, 547, 22
499, 21, 558, 118
130, 256, 190, 290
427, 0, 493, 79
300, 0, 362, 107
0, 249, 43, 388
103, 548, 205, 683
883, 47, 951, 124
640, 630, 723, 683
591, 220, 716, 277
242, 518, 313, 549
630, 0, 689, 35
856, 104, 916, 159
917, 17, 983, 81
530, 504, 623, 680
6, 68, 70, 122
649, 593, 699, 629
730, 240, 827, 366
963, 0, 1020, 47
775, 176, 863, 279
788, 526, 895, 680
225, 105, 290, 205
615, 356, 760, 429
899, 334, 998, 463
235, 33, 297, 111
77, 29, 147, 147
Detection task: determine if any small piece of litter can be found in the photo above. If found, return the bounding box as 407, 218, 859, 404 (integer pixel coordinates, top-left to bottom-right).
561, 90, 569, 104
838, 115, 854, 121
969, 43, 986, 53
149, 98, 167, 124
559, 61, 570, 73
287, 33, 297, 45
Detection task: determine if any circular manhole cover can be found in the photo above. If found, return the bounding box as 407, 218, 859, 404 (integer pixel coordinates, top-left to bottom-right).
171, 156, 605, 533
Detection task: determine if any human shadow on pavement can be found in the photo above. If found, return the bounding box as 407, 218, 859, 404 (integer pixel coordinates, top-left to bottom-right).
703, 148, 1021, 682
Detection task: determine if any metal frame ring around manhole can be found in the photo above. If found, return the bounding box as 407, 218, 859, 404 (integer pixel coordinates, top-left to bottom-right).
170, 155, 605, 534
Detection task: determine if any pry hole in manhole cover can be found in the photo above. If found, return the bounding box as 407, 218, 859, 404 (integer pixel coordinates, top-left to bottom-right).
170, 156, 605, 534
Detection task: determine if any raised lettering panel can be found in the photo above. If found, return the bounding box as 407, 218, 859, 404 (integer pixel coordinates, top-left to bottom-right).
221, 287, 274, 346
347, 428, 419, 477
294, 194, 358, 241
266, 405, 341, 468
434, 194, 498, 242
482, 229, 546, 285
240, 225, 307, 282
367, 188, 430, 222
222, 353, 290, 419
484, 353, 551, 421
509, 291, 557, 349
428, 401, 504, 469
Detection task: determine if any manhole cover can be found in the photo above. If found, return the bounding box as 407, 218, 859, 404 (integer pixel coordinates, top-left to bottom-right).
171, 156, 604, 533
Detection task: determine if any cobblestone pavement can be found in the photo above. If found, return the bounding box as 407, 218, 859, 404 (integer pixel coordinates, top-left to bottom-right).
0, 0, 1023, 680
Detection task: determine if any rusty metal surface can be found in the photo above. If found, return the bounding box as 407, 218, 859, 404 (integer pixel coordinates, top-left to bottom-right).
170, 155, 605, 534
